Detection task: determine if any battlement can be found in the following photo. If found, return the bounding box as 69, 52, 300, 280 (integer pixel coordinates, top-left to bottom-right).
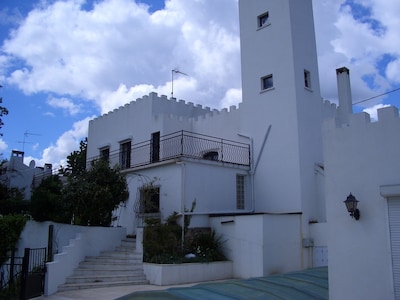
322, 99, 338, 120
324, 106, 400, 131
90, 92, 240, 125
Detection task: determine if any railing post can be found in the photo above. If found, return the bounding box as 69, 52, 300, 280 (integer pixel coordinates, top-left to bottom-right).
19, 248, 30, 300
180, 131, 184, 156
221, 138, 224, 162
47, 225, 54, 262
9, 248, 15, 289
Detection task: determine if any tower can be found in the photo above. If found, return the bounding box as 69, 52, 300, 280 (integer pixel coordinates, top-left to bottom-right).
239, 0, 324, 219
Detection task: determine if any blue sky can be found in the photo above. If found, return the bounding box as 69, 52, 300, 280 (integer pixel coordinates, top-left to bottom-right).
0, 0, 400, 169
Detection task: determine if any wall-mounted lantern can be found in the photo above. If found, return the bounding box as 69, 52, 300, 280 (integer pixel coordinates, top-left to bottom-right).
344, 193, 360, 220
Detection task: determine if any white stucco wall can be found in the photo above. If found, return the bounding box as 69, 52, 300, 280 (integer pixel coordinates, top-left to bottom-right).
14, 221, 126, 296
238, 0, 324, 225
210, 213, 304, 279
324, 106, 400, 300
45, 226, 126, 295
113, 159, 250, 234
16, 221, 88, 258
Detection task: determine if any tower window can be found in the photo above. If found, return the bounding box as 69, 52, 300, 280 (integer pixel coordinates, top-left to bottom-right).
258, 12, 270, 28
304, 70, 311, 89
261, 74, 273, 91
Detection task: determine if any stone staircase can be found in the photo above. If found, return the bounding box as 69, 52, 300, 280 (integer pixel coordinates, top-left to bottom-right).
58, 238, 149, 291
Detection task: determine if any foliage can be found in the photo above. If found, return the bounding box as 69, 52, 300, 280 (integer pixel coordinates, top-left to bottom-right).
63, 159, 129, 226
0, 181, 26, 215
143, 209, 226, 264
0, 88, 9, 137
59, 138, 87, 177
29, 175, 69, 223
143, 217, 182, 263
0, 214, 28, 266
185, 230, 227, 262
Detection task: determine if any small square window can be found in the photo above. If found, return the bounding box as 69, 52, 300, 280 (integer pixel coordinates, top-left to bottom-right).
261, 75, 273, 90
258, 12, 269, 28
304, 70, 311, 88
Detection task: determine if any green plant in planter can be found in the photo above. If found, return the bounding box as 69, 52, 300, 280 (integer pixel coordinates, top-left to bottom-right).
185, 230, 227, 262
143, 207, 227, 263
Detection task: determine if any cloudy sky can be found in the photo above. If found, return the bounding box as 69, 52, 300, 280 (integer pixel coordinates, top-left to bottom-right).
0, 0, 399, 169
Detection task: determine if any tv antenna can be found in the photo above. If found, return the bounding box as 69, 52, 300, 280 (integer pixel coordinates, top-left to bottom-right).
171, 69, 188, 99
17, 130, 41, 152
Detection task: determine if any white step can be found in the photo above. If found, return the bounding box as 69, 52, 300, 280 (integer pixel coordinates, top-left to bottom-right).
58, 238, 148, 292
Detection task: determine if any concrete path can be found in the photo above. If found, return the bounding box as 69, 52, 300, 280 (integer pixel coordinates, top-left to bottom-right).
32, 283, 200, 300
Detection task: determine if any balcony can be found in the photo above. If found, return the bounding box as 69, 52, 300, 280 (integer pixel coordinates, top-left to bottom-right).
90, 130, 250, 169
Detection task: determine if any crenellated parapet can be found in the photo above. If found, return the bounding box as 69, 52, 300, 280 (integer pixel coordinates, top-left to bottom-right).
91, 92, 241, 126
324, 105, 400, 131
322, 99, 338, 120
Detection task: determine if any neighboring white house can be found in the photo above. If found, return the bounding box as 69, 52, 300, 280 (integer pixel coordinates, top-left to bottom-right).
0, 150, 52, 200
86, 0, 400, 298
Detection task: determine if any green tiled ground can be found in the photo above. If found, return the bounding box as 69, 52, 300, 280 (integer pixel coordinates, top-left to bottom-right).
117, 267, 328, 300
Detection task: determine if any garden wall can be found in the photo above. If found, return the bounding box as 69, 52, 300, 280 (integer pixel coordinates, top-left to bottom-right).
143, 261, 233, 285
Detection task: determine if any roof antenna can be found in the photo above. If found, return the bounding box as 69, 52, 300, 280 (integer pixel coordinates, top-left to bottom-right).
171, 69, 188, 99
17, 130, 41, 152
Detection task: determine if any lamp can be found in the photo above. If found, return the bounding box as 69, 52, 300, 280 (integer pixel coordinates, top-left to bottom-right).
344, 193, 360, 220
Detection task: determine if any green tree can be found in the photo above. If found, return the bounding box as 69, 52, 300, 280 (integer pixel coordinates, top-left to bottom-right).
0, 214, 28, 265
30, 175, 68, 223
59, 138, 87, 177
63, 159, 129, 226
0, 86, 8, 137
0, 175, 26, 215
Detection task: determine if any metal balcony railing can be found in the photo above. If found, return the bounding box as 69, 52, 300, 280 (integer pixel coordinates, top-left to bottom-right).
89, 130, 250, 169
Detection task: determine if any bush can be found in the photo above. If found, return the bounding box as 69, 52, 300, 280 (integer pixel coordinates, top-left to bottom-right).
0, 214, 28, 266
143, 213, 226, 264
30, 175, 68, 223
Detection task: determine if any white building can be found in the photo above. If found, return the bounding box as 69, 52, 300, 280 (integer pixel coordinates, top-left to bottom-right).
87, 0, 400, 298
0, 150, 52, 200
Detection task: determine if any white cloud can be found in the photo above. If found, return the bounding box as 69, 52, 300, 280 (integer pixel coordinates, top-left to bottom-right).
0, 138, 8, 154
47, 95, 82, 115
386, 59, 400, 84
363, 103, 390, 121
221, 88, 242, 109
313, 0, 400, 106
2, 0, 400, 166
35, 116, 94, 169
2, 0, 241, 112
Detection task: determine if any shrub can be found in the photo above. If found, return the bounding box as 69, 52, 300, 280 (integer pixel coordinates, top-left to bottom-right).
0, 214, 28, 266
143, 212, 226, 264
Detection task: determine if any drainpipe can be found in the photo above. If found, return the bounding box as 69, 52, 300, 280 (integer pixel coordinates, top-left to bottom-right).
176, 125, 273, 219
238, 124, 272, 213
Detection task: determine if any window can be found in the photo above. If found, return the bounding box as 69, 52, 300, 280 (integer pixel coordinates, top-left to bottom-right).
236, 174, 245, 209
140, 186, 160, 213
258, 12, 270, 28
100, 147, 110, 161
151, 131, 160, 163
304, 70, 311, 89
119, 140, 131, 169
261, 74, 273, 91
